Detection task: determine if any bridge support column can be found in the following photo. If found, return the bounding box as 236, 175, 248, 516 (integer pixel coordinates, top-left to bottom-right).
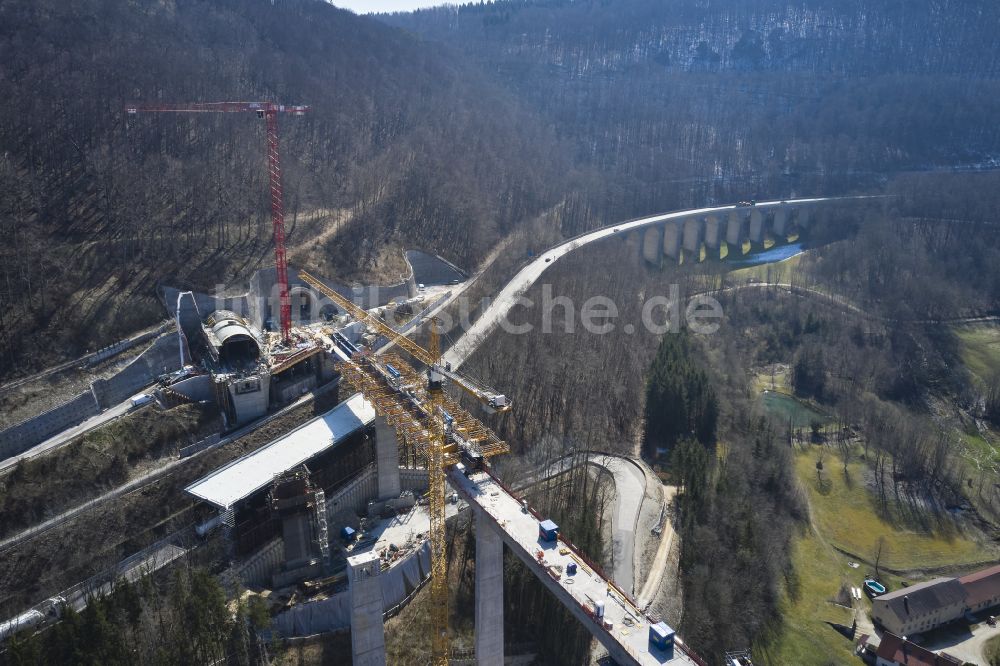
641, 225, 664, 265
749, 208, 765, 243
704, 214, 721, 249
349, 551, 387, 666
683, 216, 704, 256
726, 210, 745, 248
475, 509, 504, 666
772, 207, 788, 237
375, 419, 401, 500
663, 221, 682, 260
796, 207, 811, 229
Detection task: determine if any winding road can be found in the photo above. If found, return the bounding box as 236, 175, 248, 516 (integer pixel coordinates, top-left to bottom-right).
442, 196, 864, 370
521, 453, 648, 594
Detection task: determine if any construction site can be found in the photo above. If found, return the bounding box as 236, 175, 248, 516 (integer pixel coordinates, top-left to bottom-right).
0, 97, 816, 666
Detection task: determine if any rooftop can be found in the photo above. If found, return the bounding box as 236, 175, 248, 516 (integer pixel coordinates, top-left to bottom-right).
958, 563, 1000, 607
184, 393, 376, 509
874, 577, 967, 626
875, 632, 961, 666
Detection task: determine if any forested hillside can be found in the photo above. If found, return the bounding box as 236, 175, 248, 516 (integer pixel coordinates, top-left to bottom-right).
389, 0, 1000, 224
0, 0, 571, 379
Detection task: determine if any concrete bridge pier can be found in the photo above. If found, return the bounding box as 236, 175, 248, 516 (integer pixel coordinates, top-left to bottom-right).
749, 208, 765, 244
475, 510, 504, 666
663, 221, 682, 260
376, 420, 401, 500
704, 214, 721, 258
726, 210, 746, 249
796, 207, 811, 230
349, 551, 387, 666
682, 216, 704, 258
772, 207, 789, 237
641, 225, 664, 265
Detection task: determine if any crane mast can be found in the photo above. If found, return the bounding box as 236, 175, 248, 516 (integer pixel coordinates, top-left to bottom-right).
299, 270, 508, 664
426, 320, 450, 665
126, 101, 308, 342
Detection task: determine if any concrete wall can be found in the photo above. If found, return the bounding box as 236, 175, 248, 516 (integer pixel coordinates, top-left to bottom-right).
227, 375, 270, 426
170, 374, 213, 402
0, 333, 184, 462
91, 335, 183, 409
400, 468, 429, 493
273, 375, 316, 405
238, 538, 285, 588
0, 391, 100, 460
272, 541, 430, 639
327, 466, 380, 517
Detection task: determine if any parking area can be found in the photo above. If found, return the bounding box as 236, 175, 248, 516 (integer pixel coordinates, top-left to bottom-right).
909, 615, 1000, 664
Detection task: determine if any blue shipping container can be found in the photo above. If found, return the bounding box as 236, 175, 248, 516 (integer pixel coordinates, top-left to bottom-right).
341, 526, 356, 541
649, 622, 675, 650
539, 519, 559, 542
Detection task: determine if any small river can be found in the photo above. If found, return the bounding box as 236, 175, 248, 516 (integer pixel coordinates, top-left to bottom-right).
728, 242, 805, 267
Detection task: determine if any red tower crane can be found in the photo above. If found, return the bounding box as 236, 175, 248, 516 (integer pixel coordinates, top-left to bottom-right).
126, 101, 309, 342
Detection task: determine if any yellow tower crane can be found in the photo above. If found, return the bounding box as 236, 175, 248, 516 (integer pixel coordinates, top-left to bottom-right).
298, 270, 509, 665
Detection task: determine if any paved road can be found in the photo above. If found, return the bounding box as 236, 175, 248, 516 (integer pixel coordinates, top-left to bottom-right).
920, 618, 1000, 664
442, 196, 864, 370
706, 281, 1000, 326
0, 400, 133, 474
525, 453, 648, 595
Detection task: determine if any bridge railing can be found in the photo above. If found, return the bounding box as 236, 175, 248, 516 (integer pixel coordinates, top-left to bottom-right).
478, 466, 711, 666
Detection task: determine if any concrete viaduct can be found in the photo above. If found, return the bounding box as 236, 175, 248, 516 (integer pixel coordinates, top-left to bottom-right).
443, 196, 873, 371
634, 201, 810, 265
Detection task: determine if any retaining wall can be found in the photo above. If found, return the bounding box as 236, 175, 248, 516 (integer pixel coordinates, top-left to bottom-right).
0, 334, 184, 463
237, 538, 285, 588
0, 391, 100, 460
400, 468, 429, 493
326, 466, 379, 516
91, 335, 183, 408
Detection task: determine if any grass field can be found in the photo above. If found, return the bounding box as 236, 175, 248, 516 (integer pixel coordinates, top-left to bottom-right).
760, 530, 860, 666
753, 366, 792, 394
763, 449, 996, 664
794, 450, 989, 571
959, 430, 1000, 469
984, 634, 1000, 666
955, 323, 1000, 386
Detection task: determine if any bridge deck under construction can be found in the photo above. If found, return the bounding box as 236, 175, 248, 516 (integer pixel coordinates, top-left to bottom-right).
448, 467, 705, 666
